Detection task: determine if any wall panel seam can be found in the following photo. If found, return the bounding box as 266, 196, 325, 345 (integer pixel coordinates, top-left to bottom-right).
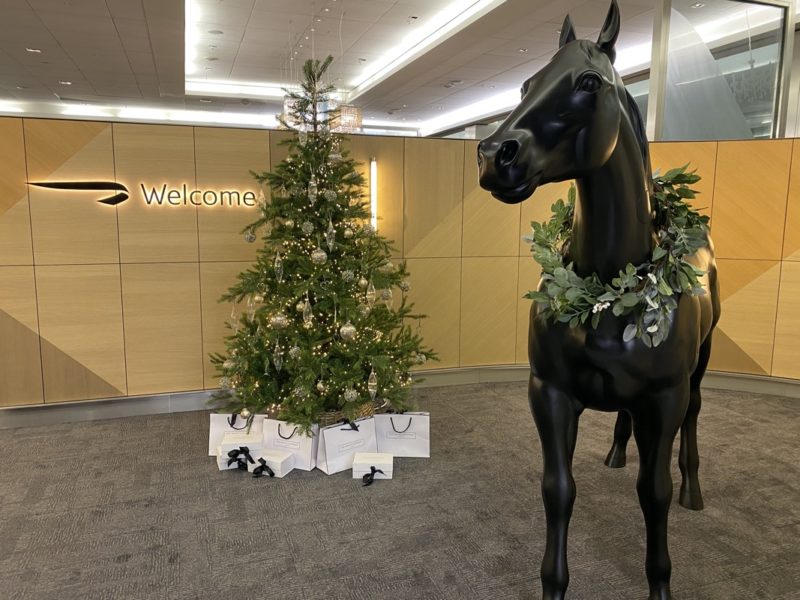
112, 123, 129, 396
193, 127, 207, 388
20, 118, 45, 404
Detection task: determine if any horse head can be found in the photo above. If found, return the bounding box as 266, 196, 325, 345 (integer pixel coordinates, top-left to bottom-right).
478, 0, 628, 204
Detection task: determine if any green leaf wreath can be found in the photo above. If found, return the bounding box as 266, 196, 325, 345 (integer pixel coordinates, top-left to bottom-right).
524, 165, 710, 348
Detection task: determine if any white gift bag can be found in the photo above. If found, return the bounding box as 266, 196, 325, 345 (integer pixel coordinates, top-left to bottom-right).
262, 419, 319, 471
374, 412, 430, 458
316, 417, 377, 475
208, 412, 265, 456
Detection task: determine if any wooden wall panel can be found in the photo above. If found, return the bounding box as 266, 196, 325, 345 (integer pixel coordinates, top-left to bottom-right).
36, 265, 127, 402
460, 257, 518, 365
195, 127, 265, 262
773, 262, 800, 378
404, 258, 461, 369
404, 139, 464, 258
462, 140, 521, 257
519, 180, 572, 256
269, 130, 294, 168
712, 140, 792, 260
649, 141, 717, 218
783, 140, 800, 261
25, 120, 119, 264
516, 257, 540, 365
0, 266, 43, 406
345, 135, 404, 258
122, 263, 203, 395
708, 259, 780, 375
0, 118, 33, 266
115, 124, 198, 263
200, 261, 250, 389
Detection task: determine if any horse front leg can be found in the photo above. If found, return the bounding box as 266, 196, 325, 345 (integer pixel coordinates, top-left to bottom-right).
529, 375, 582, 600
604, 410, 632, 468
632, 384, 689, 600
679, 334, 712, 510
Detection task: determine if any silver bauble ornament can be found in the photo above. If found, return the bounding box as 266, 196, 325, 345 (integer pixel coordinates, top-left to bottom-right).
289, 345, 301, 359
343, 227, 354, 239
244, 229, 257, 243
311, 247, 328, 265
301, 221, 314, 235
270, 313, 289, 329
253, 293, 264, 304
342, 270, 355, 283
222, 359, 234, 370
380, 288, 394, 309
344, 387, 358, 402
296, 300, 306, 313
358, 277, 369, 289
339, 321, 356, 341
219, 376, 231, 389
362, 224, 375, 235
284, 218, 295, 228
324, 189, 337, 202
379, 261, 394, 273
416, 353, 428, 365
399, 281, 411, 292
240, 407, 251, 418
359, 303, 371, 317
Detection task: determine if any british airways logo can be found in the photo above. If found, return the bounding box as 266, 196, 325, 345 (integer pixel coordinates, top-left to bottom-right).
26, 181, 259, 208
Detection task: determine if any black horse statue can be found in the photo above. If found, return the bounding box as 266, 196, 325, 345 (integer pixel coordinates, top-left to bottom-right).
477, 2, 720, 599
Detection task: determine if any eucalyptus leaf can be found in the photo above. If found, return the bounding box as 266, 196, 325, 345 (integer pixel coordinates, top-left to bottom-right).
623, 324, 637, 342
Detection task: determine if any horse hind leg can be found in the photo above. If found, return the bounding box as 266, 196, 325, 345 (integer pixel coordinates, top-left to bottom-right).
605, 411, 632, 468
678, 333, 712, 511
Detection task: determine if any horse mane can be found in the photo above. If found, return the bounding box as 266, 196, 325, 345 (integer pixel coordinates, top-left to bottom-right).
622, 87, 649, 170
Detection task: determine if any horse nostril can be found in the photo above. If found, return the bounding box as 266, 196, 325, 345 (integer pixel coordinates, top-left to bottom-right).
497, 140, 520, 168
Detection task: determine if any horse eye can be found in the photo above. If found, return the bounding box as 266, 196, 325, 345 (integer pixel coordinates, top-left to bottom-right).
578, 73, 602, 93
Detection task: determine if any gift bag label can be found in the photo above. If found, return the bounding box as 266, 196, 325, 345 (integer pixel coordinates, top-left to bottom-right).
338, 439, 366, 453
273, 437, 302, 450
386, 432, 417, 440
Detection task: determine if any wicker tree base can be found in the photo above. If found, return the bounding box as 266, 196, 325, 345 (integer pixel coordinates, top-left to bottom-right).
316, 402, 376, 428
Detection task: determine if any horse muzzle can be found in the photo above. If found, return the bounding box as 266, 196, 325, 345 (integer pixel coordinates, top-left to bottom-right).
477, 135, 540, 204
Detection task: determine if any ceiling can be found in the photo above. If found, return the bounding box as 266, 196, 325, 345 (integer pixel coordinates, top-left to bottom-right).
0, 0, 791, 135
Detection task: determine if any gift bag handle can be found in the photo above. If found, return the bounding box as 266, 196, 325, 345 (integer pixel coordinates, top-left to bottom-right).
278, 424, 298, 440
226, 413, 252, 431
390, 416, 413, 433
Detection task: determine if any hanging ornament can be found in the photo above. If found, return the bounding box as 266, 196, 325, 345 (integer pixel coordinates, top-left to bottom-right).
284, 218, 295, 229
273, 344, 283, 372
253, 293, 264, 304
296, 300, 306, 313
344, 387, 358, 403
358, 277, 369, 289
339, 321, 356, 341
279, 184, 287, 196
324, 189, 337, 202
308, 176, 318, 204
301, 221, 314, 235
302, 299, 313, 328
399, 281, 411, 292
244, 229, 257, 243
349, 197, 360, 207
289, 186, 301, 197
325, 218, 336, 252
293, 386, 307, 398
366, 281, 376, 307
263, 357, 270, 374
222, 359, 234, 370
311, 247, 328, 265
289, 345, 301, 359
362, 223, 375, 236
343, 227, 354, 239
240, 407, 251, 418
374, 331, 383, 342
274, 252, 284, 283
329, 148, 343, 162
379, 261, 394, 274
416, 353, 428, 365
257, 184, 266, 203
219, 376, 231, 389
359, 303, 371, 317
298, 129, 308, 146
367, 368, 378, 400
270, 313, 289, 329
316, 380, 327, 393
380, 288, 394, 309
342, 270, 355, 283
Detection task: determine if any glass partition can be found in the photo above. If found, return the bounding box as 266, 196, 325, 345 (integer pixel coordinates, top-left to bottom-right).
660, 0, 788, 140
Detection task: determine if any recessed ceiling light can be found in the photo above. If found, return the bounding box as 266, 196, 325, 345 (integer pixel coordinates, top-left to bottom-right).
324, 7, 329, 11
690, 2, 705, 7
16, 85, 28, 90
199, 98, 212, 103
305, 36, 309, 40
519, 48, 529, 53
25, 47, 42, 53
358, 57, 367, 62
208, 29, 224, 35
310, 28, 316, 32
206, 56, 218, 61
315, 17, 321, 22
209, 44, 217, 49
59, 80, 72, 85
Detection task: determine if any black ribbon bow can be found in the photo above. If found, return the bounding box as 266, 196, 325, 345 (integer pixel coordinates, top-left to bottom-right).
227, 446, 255, 469
339, 419, 359, 431
252, 458, 275, 478
362, 466, 384, 487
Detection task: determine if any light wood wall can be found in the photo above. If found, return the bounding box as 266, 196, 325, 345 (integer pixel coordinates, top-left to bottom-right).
1, 116, 799, 407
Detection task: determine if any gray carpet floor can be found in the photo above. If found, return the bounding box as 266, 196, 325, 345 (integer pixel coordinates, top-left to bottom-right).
0, 382, 798, 600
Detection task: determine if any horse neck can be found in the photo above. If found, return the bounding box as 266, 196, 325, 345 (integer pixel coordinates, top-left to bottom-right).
570, 129, 653, 282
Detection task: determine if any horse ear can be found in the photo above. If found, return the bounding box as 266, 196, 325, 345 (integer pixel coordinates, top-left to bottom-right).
597, 0, 620, 62
559, 14, 577, 48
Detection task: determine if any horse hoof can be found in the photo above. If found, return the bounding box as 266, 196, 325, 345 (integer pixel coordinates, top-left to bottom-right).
648, 589, 672, 600
604, 447, 626, 468
679, 487, 704, 511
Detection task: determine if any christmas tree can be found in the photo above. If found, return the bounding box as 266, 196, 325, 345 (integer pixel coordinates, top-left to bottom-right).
211, 56, 435, 431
